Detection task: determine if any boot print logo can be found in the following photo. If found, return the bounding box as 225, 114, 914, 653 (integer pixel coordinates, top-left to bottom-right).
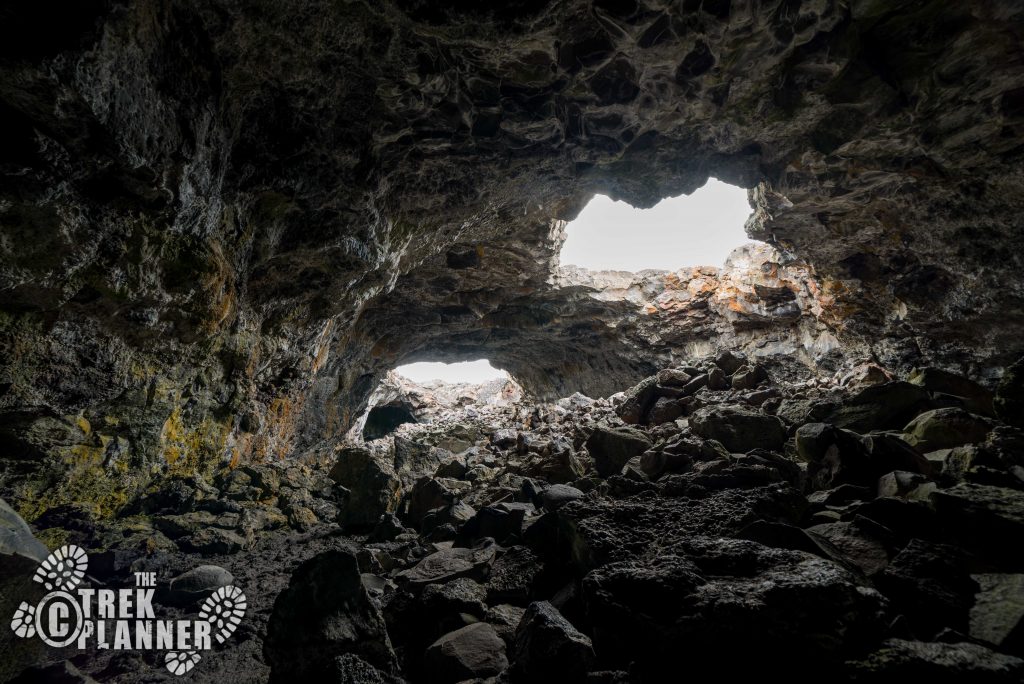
9, 545, 247, 676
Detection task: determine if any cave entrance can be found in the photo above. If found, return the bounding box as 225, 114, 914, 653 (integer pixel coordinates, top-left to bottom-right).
362, 403, 418, 440
559, 178, 754, 271
395, 360, 508, 385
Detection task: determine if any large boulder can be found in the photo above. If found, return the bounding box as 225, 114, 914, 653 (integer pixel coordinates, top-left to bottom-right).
798, 424, 931, 491
582, 537, 887, 679
970, 573, 1024, 656
689, 405, 786, 453
614, 376, 658, 425
264, 549, 397, 682
397, 539, 497, 589
424, 623, 508, 682
585, 426, 652, 477
902, 408, 991, 451
407, 476, 473, 528
932, 484, 1024, 568
330, 446, 402, 530
909, 367, 995, 415
824, 382, 931, 433
510, 601, 594, 683
875, 539, 978, 635
557, 485, 806, 569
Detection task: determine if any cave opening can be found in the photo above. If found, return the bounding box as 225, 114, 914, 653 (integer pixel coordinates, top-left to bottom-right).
361, 403, 418, 440
395, 359, 508, 385
559, 178, 754, 271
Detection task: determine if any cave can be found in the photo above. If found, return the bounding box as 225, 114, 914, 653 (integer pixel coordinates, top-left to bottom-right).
2, 1, 1024, 682
363, 404, 419, 441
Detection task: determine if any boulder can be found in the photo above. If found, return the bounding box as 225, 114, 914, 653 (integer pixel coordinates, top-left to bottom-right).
824, 381, 931, 433
407, 477, 472, 528
539, 484, 584, 512
876, 539, 978, 635
582, 537, 887, 678
264, 549, 396, 682
425, 623, 508, 682
397, 539, 497, 589
485, 545, 542, 605
847, 639, 1023, 682
368, 512, 408, 543
422, 577, 488, 619
511, 601, 594, 683
647, 397, 683, 424
877, 471, 931, 499
167, 565, 234, 604
714, 350, 746, 374
656, 368, 692, 387
909, 367, 995, 415
689, 405, 786, 453
932, 483, 1024, 567
805, 519, 894, 576
903, 408, 991, 451
731, 363, 767, 390
614, 376, 658, 425
492, 428, 518, 448
585, 426, 652, 477
970, 573, 1024, 656
330, 446, 402, 530
422, 501, 476, 534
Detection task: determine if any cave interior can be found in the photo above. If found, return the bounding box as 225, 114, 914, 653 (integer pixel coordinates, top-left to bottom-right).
2, 1, 1024, 682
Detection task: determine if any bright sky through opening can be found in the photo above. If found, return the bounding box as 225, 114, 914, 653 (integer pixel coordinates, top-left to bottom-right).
396, 360, 508, 384
559, 178, 752, 271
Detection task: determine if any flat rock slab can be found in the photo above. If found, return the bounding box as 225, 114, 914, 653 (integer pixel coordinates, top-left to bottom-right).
397, 540, 497, 588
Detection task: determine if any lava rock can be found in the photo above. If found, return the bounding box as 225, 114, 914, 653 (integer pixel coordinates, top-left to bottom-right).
970, 573, 1024, 656
824, 382, 931, 433
582, 536, 887, 678
330, 446, 402, 530
902, 408, 991, 451
425, 623, 508, 682
511, 601, 595, 683
265, 549, 397, 682
614, 377, 658, 425
689, 405, 786, 453
167, 565, 234, 604
585, 426, 652, 477
397, 539, 497, 589
539, 484, 584, 512
847, 639, 1023, 682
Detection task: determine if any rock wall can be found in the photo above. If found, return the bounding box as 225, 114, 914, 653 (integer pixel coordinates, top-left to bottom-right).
2, 0, 1024, 519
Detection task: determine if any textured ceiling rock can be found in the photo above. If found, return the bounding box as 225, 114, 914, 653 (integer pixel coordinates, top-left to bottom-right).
2, 1, 1024, 516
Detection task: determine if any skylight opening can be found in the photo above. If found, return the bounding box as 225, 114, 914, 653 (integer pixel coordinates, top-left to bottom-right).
395, 359, 508, 385
559, 178, 754, 272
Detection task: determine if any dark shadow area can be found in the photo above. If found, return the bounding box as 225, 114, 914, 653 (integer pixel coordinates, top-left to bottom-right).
362, 403, 418, 440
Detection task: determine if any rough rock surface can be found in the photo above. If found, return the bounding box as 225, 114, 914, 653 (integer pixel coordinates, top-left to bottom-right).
3, 2, 1024, 682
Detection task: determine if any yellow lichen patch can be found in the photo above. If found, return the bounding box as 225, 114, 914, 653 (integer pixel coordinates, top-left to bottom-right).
249, 395, 303, 463
75, 416, 92, 435
158, 407, 232, 477
15, 456, 136, 523
36, 527, 70, 551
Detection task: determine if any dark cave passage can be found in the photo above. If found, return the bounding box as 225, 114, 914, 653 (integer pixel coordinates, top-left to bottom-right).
362, 403, 418, 440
